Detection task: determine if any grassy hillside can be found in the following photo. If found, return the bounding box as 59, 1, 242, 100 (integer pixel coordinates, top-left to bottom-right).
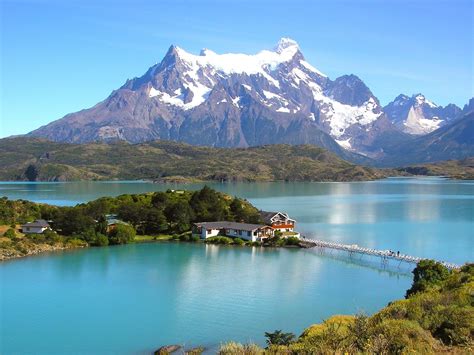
218, 261, 474, 354
397, 158, 474, 180
0, 137, 386, 182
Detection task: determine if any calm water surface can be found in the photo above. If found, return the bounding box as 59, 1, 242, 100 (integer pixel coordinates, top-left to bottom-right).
1, 178, 473, 354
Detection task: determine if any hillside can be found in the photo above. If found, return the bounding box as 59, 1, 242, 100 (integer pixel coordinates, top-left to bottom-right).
0, 137, 386, 182
397, 158, 474, 180
219, 261, 474, 353
378, 111, 474, 166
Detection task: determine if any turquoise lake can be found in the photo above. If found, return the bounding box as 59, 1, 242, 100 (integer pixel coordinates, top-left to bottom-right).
1, 178, 473, 354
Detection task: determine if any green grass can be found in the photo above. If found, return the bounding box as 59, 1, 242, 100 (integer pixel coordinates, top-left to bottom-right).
134, 234, 174, 242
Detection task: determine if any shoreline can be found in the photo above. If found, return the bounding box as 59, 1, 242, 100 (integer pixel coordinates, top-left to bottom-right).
0, 237, 306, 262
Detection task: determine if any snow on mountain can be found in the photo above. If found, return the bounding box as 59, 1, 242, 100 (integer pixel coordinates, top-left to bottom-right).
27, 38, 391, 158
384, 94, 461, 135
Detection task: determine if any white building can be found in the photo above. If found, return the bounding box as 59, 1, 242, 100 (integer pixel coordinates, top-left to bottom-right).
21, 219, 51, 234
192, 221, 274, 242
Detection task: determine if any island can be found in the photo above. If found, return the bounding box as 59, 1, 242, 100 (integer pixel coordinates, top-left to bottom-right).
0, 187, 302, 260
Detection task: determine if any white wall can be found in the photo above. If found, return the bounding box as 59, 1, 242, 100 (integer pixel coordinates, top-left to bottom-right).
23, 226, 47, 234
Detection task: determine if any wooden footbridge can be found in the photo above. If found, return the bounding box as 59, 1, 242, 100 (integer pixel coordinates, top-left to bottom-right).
300, 238, 460, 270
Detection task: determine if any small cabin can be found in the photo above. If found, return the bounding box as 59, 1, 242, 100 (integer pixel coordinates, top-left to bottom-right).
192, 221, 274, 242
21, 219, 51, 234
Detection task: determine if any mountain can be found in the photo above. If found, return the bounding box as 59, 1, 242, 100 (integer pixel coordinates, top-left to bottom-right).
28, 38, 392, 158
384, 94, 462, 135
462, 97, 474, 114
378, 111, 474, 166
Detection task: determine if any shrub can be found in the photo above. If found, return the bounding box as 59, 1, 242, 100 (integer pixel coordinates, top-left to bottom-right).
179, 233, 191, 242
3, 228, 16, 239
205, 236, 234, 245
285, 236, 300, 246
108, 224, 136, 245
264, 330, 295, 346
43, 229, 61, 244
367, 319, 436, 354
28, 233, 46, 243
218, 342, 263, 355
233, 238, 245, 245
406, 260, 450, 297
93, 233, 109, 247
65, 238, 88, 247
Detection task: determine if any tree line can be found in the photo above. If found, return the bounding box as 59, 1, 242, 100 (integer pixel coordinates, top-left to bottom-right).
1, 187, 262, 246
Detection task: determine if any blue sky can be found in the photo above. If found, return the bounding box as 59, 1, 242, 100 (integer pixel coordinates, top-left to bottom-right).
1, 0, 472, 137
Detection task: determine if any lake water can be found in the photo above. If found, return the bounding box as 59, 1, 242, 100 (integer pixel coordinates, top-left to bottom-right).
1, 178, 473, 354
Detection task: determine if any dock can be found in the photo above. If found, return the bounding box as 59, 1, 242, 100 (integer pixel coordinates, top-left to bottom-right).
300, 238, 460, 270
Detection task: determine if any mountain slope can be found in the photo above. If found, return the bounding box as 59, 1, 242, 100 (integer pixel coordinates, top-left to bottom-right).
378, 111, 474, 166
27, 38, 391, 157
0, 137, 386, 182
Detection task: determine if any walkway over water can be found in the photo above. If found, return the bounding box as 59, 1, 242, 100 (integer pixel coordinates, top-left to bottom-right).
301, 238, 460, 270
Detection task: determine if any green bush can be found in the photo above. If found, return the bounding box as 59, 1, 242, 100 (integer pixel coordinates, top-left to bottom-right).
205, 236, 234, 245
27, 233, 46, 243
285, 236, 300, 246
179, 233, 191, 242
233, 238, 245, 246
3, 228, 16, 239
108, 224, 136, 245
65, 238, 88, 247
218, 342, 263, 355
406, 260, 451, 297
43, 229, 61, 244
93, 233, 109, 247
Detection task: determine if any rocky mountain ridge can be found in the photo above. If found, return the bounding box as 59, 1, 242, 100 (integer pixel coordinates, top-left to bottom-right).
27, 38, 472, 163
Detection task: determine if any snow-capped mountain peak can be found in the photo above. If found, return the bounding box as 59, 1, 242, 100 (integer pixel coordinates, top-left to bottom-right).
274, 37, 299, 53
414, 93, 437, 108
164, 38, 303, 77
28, 38, 395, 158
384, 93, 460, 135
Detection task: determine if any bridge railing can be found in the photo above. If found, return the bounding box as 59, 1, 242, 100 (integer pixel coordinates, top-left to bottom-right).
301, 237, 460, 270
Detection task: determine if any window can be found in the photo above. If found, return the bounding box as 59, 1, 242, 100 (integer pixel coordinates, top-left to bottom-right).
247, 231, 251, 236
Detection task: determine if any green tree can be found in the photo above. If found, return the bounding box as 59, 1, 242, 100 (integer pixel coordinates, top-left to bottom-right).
53, 207, 96, 236
117, 202, 145, 228
143, 208, 168, 234
151, 192, 168, 209
95, 215, 108, 235
264, 330, 295, 346
24, 164, 39, 181
190, 186, 229, 221
230, 197, 245, 221
164, 200, 194, 233
406, 260, 451, 297
108, 224, 136, 245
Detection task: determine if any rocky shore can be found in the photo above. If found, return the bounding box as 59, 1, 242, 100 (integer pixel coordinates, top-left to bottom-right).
0, 238, 86, 261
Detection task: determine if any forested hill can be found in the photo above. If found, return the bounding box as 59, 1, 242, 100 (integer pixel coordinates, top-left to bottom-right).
0, 137, 385, 182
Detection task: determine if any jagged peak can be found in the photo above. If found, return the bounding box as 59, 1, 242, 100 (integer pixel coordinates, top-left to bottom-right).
274, 37, 299, 53
154, 39, 306, 76
413, 93, 437, 108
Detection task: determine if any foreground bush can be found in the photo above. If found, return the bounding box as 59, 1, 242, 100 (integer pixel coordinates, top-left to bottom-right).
218, 342, 263, 355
